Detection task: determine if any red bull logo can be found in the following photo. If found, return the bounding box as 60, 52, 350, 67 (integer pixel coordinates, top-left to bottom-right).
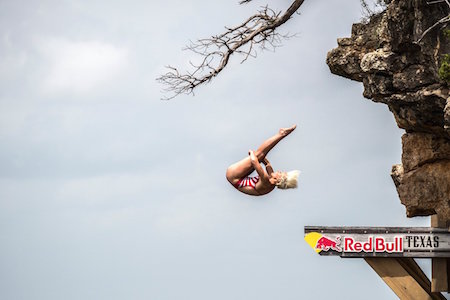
315, 236, 342, 252
305, 232, 404, 254
304, 232, 342, 254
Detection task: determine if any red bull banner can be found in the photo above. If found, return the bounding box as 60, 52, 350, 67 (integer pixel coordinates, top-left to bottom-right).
304, 226, 450, 258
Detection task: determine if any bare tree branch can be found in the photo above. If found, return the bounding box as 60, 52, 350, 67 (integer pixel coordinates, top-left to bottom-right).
415, 0, 450, 43
360, 0, 386, 23
157, 0, 305, 100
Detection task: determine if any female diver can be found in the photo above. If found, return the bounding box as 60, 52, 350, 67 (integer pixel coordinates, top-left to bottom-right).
226, 125, 300, 196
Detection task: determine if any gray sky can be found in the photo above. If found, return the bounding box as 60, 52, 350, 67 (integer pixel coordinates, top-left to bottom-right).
0, 1, 437, 299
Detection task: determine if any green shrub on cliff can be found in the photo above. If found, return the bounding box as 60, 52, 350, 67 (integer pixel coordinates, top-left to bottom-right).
440, 29, 450, 83
439, 54, 450, 83
444, 29, 450, 38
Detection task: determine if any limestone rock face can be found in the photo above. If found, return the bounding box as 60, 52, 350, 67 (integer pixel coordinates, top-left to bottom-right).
326, 0, 450, 218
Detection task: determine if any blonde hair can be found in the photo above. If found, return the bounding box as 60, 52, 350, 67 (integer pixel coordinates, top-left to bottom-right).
276, 170, 300, 189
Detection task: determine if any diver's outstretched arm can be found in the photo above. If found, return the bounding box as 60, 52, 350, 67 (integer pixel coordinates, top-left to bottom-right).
263, 158, 274, 175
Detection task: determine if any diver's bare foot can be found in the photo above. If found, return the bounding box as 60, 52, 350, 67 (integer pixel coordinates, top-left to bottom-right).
279, 124, 297, 137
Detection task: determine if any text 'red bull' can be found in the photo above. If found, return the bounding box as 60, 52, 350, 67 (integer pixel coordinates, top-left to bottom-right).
344, 236, 403, 253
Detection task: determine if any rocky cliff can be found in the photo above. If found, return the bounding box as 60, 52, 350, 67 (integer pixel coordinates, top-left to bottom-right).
326, 0, 450, 219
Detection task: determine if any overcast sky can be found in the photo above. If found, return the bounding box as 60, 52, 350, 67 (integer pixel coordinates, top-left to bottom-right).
0, 1, 438, 299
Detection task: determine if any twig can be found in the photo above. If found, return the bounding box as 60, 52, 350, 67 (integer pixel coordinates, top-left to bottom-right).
157, 0, 305, 99
416, 15, 450, 43
416, 0, 450, 43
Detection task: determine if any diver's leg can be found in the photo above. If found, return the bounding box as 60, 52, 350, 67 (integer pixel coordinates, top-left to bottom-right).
254, 125, 296, 160
226, 156, 254, 185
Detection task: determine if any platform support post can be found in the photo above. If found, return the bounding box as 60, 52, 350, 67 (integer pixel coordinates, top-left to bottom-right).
364, 257, 445, 300
431, 214, 450, 293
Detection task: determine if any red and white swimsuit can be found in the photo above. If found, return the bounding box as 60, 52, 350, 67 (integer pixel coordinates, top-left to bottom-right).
235, 176, 259, 189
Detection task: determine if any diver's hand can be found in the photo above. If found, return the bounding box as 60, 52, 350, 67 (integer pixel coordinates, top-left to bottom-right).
249, 150, 258, 163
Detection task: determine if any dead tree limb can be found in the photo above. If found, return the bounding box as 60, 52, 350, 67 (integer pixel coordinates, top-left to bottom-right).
157, 0, 305, 100
360, 0, 386, 22
415, 0, 450, 43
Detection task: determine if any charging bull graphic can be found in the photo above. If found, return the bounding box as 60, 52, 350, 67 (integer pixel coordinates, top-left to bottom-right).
315, 236, 342, 252
304, 232, 342, 253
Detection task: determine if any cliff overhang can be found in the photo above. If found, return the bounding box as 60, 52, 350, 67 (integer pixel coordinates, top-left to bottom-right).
326, 0, 450, 218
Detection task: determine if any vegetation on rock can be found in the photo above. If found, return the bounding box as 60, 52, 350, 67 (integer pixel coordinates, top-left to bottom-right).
439, 54, 450, 83
439, 29, 450, 83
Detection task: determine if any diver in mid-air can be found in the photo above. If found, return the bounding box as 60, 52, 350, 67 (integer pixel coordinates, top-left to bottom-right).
226, 125, 300, 196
